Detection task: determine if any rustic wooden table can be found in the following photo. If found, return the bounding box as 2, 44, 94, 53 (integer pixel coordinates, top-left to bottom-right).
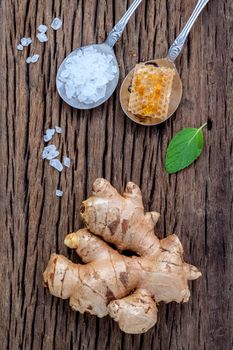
0, 0, 232, 349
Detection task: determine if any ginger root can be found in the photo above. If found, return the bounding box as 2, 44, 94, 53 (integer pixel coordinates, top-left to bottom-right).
43, 179, 201, 334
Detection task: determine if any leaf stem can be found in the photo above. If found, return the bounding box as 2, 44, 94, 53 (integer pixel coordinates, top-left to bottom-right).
198, 122, 207, 131
187, 122, 207, 145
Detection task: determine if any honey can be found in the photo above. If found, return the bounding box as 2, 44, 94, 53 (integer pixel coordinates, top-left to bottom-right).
128, 64, 175, 120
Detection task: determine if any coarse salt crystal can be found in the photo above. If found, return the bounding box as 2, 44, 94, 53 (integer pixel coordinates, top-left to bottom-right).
56, 189, 63, 197
42, 144, 56, 157
26, 57, 32, 64
21, 37, 32, 46
21, 38, 28, 46
37, 32, 48, 43
51, 17, 62, 30
49, 159, 63, 172
63, 156, 70, 168
65, 82, 76, 100
44, 128, 55, 142
42, 145, 59, 160
57, 47, 118, 104
31, 54, 40, 63
55, 126, 62, 134
38, 24, 48, 33
17, 44, 24, 51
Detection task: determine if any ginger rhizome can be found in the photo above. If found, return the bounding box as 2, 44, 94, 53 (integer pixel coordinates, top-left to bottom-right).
43, 179, 201, 334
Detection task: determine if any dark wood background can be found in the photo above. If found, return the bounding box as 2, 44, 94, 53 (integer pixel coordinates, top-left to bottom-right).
0, 0, 232, 349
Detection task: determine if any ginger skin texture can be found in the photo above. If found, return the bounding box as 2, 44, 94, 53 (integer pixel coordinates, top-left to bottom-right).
43, 179, 201, 334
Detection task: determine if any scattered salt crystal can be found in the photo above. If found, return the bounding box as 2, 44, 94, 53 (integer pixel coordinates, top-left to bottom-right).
44, 128, 55, 142
56, 189, 63, 197
37, 32, 48, 43
51, 17, 62, 30
42, 145, 59, 160
26, 57, 32, 64
57, 47, 118, 104
38, 24, 48, 33
42, 144, 56, 157
55, 126, 62, 134
21, 37, 32, 46
21, 38, 28, 46
17, 44, 24, 51
31, 54, 40, 63
63, 156, 70, 168
49, 159, 63, 172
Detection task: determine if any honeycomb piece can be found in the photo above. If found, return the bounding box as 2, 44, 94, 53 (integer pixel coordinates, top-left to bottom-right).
128, 64, 175, 120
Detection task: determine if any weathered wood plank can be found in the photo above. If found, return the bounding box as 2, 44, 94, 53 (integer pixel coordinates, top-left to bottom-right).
0, 0, 232, 349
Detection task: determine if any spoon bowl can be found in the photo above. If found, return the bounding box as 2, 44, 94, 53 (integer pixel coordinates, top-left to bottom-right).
120, 58, 182, 126
56, 43, 119, 110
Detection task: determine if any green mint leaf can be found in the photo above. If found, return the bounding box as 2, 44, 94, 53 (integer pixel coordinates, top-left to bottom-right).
165, 123, 207, 174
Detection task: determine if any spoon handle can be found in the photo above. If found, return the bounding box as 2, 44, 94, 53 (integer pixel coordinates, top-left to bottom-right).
105, 0, 143, 48
168, 0, 210, 62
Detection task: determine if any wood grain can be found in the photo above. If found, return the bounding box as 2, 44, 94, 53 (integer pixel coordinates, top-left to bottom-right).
0, 0, 232, 349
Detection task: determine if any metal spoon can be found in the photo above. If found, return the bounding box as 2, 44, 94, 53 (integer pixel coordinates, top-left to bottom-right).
56, 0, 143, 109
120, 0, 210, 126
